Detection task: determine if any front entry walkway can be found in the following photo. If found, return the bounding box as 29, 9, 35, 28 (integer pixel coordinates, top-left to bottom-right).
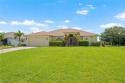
0, 47, 36, 54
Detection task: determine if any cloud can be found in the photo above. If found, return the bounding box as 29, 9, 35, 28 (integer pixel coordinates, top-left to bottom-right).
35, 23, 47, 27
100, 23, 123, 28
30, 27, 42, 33
23, 20, 35, 25
0, 21, 7, 25
86, 5, 95, 9
82, 5, 95, 10
10, 20, 47, 27
11, 21, 22, 25
44, 20, 54, 23
76, 10, 89, 15
58, 25, 81, 30
23, 20, 47, 26
114, 12, 125, 20
78, 3, 82, 5
58, 25, 68, 29
72, 27, 81, 30
64, 20, 70, 23
76, 4, 95, 15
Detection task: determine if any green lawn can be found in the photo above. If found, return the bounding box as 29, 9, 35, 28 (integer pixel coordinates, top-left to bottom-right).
0, 46, 13, 50
0, 47, 125, 83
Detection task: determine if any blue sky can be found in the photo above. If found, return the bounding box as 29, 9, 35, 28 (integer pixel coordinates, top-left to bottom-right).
0, 0, 125, 34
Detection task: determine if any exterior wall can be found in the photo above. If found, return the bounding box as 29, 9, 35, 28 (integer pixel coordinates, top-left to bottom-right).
27, 35, 98, 46
7, 38, 19, 46
27, 36, 50, 46
91, 36, 97, 42
51, 36, 98, 45
80, 36, 97, 45
51, 36, 97, 45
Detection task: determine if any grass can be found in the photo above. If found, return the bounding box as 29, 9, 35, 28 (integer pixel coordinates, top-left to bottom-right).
0, 46, 13, 50
0, 47, 125, 83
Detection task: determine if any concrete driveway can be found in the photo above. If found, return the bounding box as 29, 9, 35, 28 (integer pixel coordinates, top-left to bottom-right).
0, 47, 36, 54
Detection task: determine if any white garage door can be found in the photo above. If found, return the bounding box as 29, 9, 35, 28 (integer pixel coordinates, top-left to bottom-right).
28, 36, 49, 46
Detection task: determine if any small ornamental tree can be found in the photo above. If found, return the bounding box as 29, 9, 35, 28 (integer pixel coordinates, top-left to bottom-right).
73, 32, 80, 46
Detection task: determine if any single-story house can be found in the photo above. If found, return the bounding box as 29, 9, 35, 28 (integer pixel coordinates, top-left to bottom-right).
25, 29, 98, 46
5, 32, 27, 46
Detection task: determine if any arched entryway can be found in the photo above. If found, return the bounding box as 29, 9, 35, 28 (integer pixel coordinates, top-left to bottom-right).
64, 32, 80, 46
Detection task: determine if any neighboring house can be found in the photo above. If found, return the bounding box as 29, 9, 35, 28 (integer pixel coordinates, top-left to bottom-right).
26, 29, 98, 46
5, 32, 27, 46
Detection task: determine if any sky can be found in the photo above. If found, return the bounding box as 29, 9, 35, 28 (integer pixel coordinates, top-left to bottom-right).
0, 0, 125, 34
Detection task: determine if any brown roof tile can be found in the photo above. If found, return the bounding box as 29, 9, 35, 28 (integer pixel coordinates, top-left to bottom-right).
26, 29, 98, 36
26, 31, 50, 36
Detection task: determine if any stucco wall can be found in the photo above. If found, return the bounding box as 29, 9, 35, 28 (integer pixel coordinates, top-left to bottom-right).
80, 36, 97, 45
27, 36, 49, 46
51, 36, 97, 45
7, 38, 19, 46
27, 35, 98, 46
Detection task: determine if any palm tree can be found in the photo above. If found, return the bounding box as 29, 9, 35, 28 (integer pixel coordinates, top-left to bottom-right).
14, 30, 24, 46
0, 33, 5, 45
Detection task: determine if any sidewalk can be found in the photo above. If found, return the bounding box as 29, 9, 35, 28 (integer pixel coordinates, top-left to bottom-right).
0, 47, 36, 54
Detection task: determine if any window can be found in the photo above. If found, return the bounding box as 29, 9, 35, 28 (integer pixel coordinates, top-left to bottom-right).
21, 40, 24, 42
56, 37, 62, 40
69, 34, 73, 37
80, 37, 83, 40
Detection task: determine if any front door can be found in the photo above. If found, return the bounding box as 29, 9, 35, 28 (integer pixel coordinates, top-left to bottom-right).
69, 37, 73, 46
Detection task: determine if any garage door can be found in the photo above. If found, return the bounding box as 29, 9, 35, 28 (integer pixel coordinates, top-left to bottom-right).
28, 36, 49, 46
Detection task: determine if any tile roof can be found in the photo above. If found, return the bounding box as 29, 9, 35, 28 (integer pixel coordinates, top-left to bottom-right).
26, 29, 98, 36
5, 32, 26, 38
4, 32, 15, 38
26, 31, 50, 36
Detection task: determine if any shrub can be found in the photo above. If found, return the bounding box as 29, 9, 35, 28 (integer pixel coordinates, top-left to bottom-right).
79, 40, 89, 46
92, 42, 101, 46
2, 38, 8, 45
50, 40, 64, 46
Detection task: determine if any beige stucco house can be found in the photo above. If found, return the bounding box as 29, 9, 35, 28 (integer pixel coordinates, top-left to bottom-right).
25, 29, 98, 46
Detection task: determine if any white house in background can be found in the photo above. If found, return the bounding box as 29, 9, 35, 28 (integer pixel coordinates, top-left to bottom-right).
5, 32, 27, 46
25, 29, 98, 46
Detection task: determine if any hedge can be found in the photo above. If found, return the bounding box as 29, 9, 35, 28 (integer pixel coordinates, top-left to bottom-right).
79, 40, 89, 46
50, 40, 64, 46
92, 42, 101, 46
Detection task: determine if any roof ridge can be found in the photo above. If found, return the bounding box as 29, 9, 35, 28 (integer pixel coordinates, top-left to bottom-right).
26, 29, 98, 36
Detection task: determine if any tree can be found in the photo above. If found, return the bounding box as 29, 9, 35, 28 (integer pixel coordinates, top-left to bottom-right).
0, 33, 5, 45
73, 32, 80, 46
0, 33, 5, 40
100, 26, 125, 45
14, 30, 24, 46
